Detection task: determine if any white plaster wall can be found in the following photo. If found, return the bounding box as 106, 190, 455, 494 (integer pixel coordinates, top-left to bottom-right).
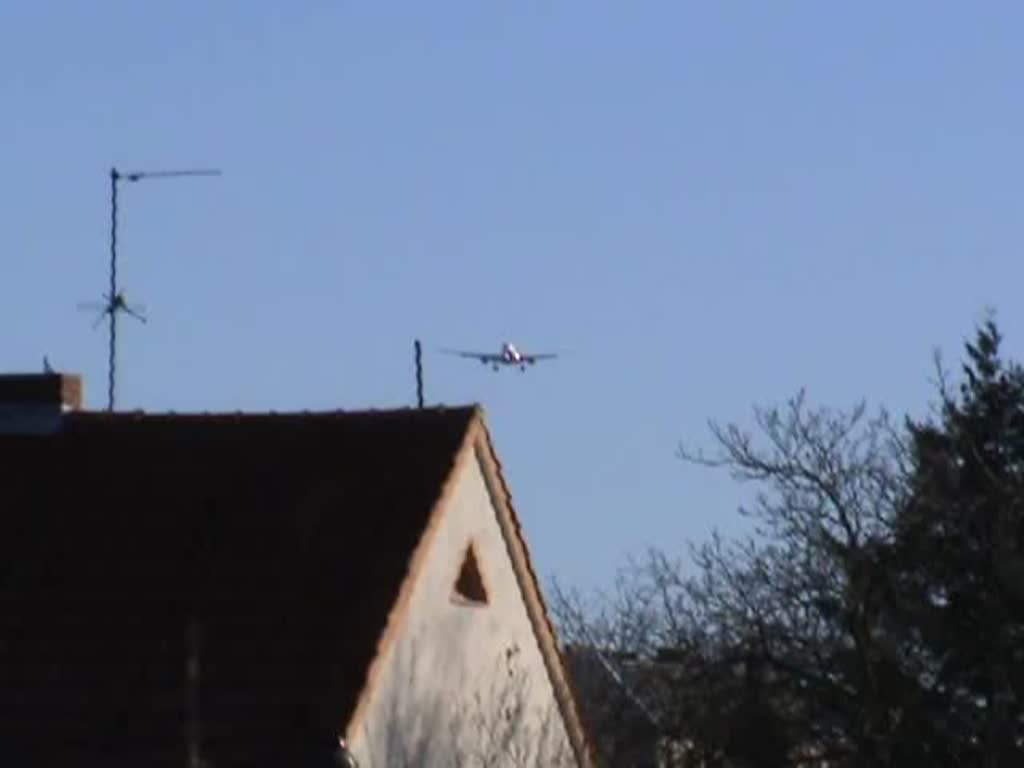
350, 453, 577, 767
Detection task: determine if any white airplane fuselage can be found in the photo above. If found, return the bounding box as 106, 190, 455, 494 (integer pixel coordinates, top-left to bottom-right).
502, 342, 522, 363
480, 342, 526, 370
447, 340, 554, 372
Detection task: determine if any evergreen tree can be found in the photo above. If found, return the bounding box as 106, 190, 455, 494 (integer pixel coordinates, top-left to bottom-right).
893, 320, 1024, 765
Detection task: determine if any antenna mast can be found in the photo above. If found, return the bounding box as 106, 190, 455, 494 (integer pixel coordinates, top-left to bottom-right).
101, 166, 221, 411
414, 339, 424, 408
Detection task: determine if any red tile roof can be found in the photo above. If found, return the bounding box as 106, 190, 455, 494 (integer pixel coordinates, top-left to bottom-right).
0, 406, 476, 767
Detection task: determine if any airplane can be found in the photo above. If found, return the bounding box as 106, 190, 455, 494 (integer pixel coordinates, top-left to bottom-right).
441, 342, 559, 372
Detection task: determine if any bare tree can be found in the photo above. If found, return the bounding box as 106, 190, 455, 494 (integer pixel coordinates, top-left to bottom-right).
554, 391, 925, 767
554, 321, 1024, 767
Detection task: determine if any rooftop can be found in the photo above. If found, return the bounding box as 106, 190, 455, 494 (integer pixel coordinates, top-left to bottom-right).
0, 383, 481, 766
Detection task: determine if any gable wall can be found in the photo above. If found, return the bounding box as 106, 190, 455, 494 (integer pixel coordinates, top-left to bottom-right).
348, 449, 576, 767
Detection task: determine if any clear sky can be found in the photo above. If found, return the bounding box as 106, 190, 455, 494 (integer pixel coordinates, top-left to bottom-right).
3, 3, 1023, 593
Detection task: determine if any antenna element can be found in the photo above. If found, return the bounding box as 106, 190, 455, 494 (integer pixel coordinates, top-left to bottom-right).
88, 166, 221, 411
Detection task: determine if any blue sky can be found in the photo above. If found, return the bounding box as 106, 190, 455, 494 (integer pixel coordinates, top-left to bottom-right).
3, 3, 1023, 593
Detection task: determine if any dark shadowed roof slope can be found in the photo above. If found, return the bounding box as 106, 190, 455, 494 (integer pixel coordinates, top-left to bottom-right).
0, 406, 477, 768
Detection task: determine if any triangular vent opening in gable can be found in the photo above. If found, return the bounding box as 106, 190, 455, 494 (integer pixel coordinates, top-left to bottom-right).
453, 543, 488, 605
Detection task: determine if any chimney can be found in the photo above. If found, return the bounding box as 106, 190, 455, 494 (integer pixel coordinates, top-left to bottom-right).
0, 373, 83, 434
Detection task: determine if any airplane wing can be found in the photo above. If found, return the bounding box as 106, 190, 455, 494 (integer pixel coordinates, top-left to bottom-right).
521, 353, 559, 363
440, 348, 503, 363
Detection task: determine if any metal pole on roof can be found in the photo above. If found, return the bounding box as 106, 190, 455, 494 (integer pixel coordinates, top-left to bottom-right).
108, 169, 119, 410
88, 167, 221, 411
415, 339, 424, 408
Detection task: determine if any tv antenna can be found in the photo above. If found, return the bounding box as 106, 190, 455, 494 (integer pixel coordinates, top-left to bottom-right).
414, 339, 424, 408
80, 166, 221, 411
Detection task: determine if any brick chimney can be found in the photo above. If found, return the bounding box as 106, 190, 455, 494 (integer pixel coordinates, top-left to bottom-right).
0, 373, 83, 434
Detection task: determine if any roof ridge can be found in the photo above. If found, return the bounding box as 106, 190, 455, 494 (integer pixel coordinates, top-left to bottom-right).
63, 404, 482, 421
